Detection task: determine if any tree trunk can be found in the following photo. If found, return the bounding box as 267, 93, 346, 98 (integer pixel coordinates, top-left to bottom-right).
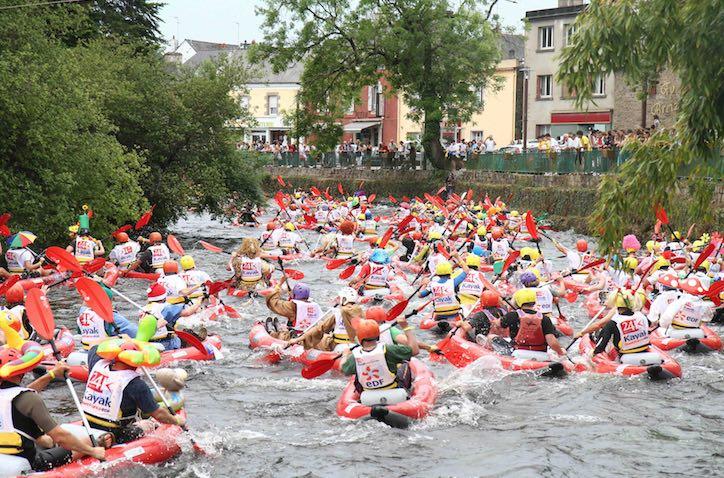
422, 115, 447, 169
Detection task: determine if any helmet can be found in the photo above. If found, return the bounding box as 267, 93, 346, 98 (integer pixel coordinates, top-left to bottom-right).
68, 224, 79, 234
622, 234, 641, 252
284, 222, 296, 231
434, 216, 444, 224
519, 247, 540, 261
614, 290, 635, 309
147, 282, 167, 302
116, 232, 129, 243
356, 319, 380, 342
697, 260, 711, 272
365, 306, 387, 324
472, 245, 484, 257
180, 255, 195, 271
510, 210, 520, 217
149, 232, 162, 244
79, 228, 90, 236
513, 288, 537, 308
339, 220, 355, 235
428, 231, 442, 240
357, 214, 366, 220
294, 192, 302, 199
466, 254, 480, 268
337, 287, 358, 305
266, 222, 278, 231
481, 290, 500, 307
365, 211, 372, 220
690, 240, 704, 253
162, 261, 178, 274
477, 225, 487, 236
519, 271, 539, 287
291, 283, 310, 300
411, 231, 422, 241
671, 230, 682, 240
491, 227, 504, 239
5, 284, 24, 305
623, 256, 639, 271
369, 248, 390, 264
576, 239, 588, 253
436, 261, 453, 276
654, 257, 671, 271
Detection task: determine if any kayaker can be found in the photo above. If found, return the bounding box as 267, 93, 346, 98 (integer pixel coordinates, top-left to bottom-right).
157, 261, 193, 305
259, 222, 279, 252
139, 283, 204, 350
3, 284, 32, 339
420, 260, 466, 332
77, 285, 137, 349
265, 281, 322, 339
457, 254, 486, 317
276, 223, 303, 255
4, 237, 47, 277
178, 255, 211, 303
0, 349, 106, 470
490, 227, 509, 261
355, 248, 395, 296
108, 232, 140, 270
658, 278, 712, 337
67, 227, 104, 264
230, 238, 273, 290
591, 290, 653, 359
518, 270, 566, 320
455, 290, 508, 341
553, 238, 595, 271
133, 232, 170, 273
333, 220, 357, 258
499, 288, 566, 359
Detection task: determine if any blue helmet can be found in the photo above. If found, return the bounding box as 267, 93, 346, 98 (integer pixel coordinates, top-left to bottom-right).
365, 211, 372, 219
519, 271, 539, 287
472, 245, 485, 257
291, 283, 310, 300
369, 248, 390, 264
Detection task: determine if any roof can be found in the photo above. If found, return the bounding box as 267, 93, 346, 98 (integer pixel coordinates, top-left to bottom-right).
500, 34, 524, 60
525, 4, 587, 21
185, 39, 242, 52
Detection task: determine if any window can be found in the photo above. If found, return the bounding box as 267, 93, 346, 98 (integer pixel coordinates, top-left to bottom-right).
593, 75, 606, 96
472, 131, 485, 141
477, 87, 485, 106
375, 82, 385, 116
562, 83, 577, 99
564, 23, 577, 46
536, 124, 551, 137
367, 86, 375, 111
537, 75, 552, 99
240, 95, 250, 109
538, 26, 553, 50
267, 94, 279, 115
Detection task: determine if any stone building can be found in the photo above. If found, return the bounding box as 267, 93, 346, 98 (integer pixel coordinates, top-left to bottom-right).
612, 69, 681, 130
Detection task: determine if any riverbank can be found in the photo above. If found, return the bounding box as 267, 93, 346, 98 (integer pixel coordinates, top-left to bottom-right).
263, 167, 723, 236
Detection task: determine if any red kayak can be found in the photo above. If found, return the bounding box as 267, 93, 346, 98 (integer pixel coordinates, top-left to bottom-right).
248, 322, 343, 370
578, 335, 682, 380
650, 325, 722, 353
41, 328, 75, 360
16, 272, 71, 290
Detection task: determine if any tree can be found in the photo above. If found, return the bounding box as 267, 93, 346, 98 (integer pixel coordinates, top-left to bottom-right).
254, 0, 502, 169
556, 0, 723, 253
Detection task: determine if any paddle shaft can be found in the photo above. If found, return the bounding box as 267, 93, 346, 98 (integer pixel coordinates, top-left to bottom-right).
566, 306, 607, 352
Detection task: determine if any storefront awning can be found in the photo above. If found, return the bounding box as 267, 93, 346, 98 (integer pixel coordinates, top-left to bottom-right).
343, 120, 380, 133
551, 111, 611, 124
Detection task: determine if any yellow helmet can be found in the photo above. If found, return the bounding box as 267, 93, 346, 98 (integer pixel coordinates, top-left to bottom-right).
519, 247, 540, 261
513, 288, 537, 308
294, 192, 302, 199
477, 225, 487, 236
653, 257, 670, 271
180, 255, 195, 271
697, 260, 711, 272
525, 267, 542, 280
435, 260, 453, 276
614, 290, 635, 309
68, 224, 79, 234
691, 240, 704, 253
284, 222, 296, 231
428, 230, 442, 240
466, 254, 481, 268
671, 230, 681, 240
476, 212, 484, 220
473, 205, 483, 211
623, 256, 638, 271
510, 210, 519, 217
357, 214, 366, 220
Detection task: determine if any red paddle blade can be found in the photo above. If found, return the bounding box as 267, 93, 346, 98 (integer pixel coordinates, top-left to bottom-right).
277, 175, 286, 187
303, 214, 316, 225
704, 281, 724, 305
175, 330, 209, 356
45, 246, 82, 273
436, 242, 450, 259
134, 205, 155, 230
326, 258, 349, 270
693, 243, 715, 270
655, 205, 669, 225
223, 305, 241, 319
0, 212, 11, 227
368, 194, 376, 203
379, 227, 394, 248
389, 195, 397, 203
386, 300, 409, 321
83, 257, 107, 275
199, 240, 223, 253
284, 268, 305, 280
301, 357, 337, 379
205, 279, 232, 296
310, 186, 321, 197
502, 250, 520, 273
578, 258, 606, 272
75, 277, 114, 323
167, 235, 185, 256
274, 192, 286, 211
0, 275, 20, 296
25, 288, 55, 341
565, 291, 578, 303
324, 189, 332, 201
337, 183, 344, 195
525, 210, 539, 240
397, 215, 414, 231
112, 225, 132, 238
480, 276, 502, 297
338, 264, 357, 280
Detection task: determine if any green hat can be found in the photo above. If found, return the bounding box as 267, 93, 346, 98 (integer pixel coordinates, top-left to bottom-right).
78, 213, 90, 230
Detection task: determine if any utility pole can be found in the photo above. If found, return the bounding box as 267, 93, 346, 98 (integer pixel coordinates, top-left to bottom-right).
520, 64, 531, 152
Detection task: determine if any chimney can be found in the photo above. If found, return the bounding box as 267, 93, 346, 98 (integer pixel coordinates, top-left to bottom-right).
163, 52, 182, 65
558, 0, 584, 6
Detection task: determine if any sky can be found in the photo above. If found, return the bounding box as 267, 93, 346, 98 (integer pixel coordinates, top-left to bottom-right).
158, 0, 560, 50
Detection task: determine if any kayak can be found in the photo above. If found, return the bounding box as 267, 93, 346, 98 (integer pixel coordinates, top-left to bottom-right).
435, 328, 575, 376
650, 325, 722, 353
119, 270, 160, 281
336, 358, 437, 428
551, 315, 574, 337
584, 292, 605, 318
578, 335, 682, 380
7, 411, 186, 477
40, 328, 75, 360
248, 322, 343, 370
16, 272, 71, 290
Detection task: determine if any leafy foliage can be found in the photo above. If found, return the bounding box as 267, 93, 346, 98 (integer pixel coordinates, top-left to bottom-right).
556, 0, 723, 253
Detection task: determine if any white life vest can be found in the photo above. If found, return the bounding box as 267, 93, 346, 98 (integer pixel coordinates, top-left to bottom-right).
427, 253, 446, 274
335, 234, 354, 257
141, 302, 168, 340
110, 242, 139, 268
314, 210, 328, 223
648, 290, 680, 323
352, 343, 397, 390
74, 237, 96, 263
148, 244, 170, 269
613, 312, 650, 353
277, 231, 298, 250
4, 249, 32, 273
473, 235, 488, 250
430, 278, 461, 316
179, 269, 209, 298
491, 239, 509, 259
292, 300, 322, 331
534, 286, 554, 314
366, 264, 391, 289
260, 231, 276, 250
670, 296, 705, 329
158, 274, 187, 304
458, 271, 484, 303
81, 360, 139, 426
77, 306, 109, 349
239, 257, 263, 283
332, 308, 349, 343
0, 386, 36, 444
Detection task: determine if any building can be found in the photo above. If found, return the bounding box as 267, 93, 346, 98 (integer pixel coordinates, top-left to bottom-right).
341, 78, 399, 146
612, 69, 680, 130
524, 0, 614, 139
174, 39, 242, 64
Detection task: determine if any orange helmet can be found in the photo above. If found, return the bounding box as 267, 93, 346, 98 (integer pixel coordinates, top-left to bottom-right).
162, 261, 178, 274
576, 239, 588, 253
491, 227, 504, 239
481, 290, 500, 307
116, 232, 129, 243
266, 221, 278, 231
412, 231, 422, 241
355, 319, 380, 342
149, 232, 162, 244
339, 220, 355, 235
365, 306, 387, 324
5, 284, 24, 305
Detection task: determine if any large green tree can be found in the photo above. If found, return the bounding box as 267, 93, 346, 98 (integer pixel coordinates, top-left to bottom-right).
556, 0, 723, 253
254, 0, 503, 169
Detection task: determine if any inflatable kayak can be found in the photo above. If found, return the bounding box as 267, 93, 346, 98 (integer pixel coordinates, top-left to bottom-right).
248, 322, 343, 370
4, 411, 186, 477
336, 358, 437, 428
650, 325, 722, 353
16, 272, 71, 291
578, 335, 682, 380
435, 328, 574, 377
40, 328, 75, 360
119, 270, 160, 281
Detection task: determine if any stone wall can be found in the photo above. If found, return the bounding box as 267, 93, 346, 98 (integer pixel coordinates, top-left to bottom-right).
613, 69, 681, 130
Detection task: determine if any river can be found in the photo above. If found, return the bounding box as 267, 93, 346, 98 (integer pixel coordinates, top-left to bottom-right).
40, 210, 724, 477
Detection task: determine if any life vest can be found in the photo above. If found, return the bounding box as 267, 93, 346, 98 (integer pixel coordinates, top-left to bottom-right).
74, 236, 96, 263
491, 239, 509, 259
458, 271, 484, 304
430, 278, 461, 317
179, 269, 208, 298
77, 306, 109, 349
514, 310, 546, 351
0, 386, 36, 457
4, 249, 31, 273
534, 286, 554, 314
148, 244, 170, 269
670, 296, 705, 329
482, 308, 507, 336
159, 274, 188, 304
141, 302, 169, 340
352, 343, 397, 390
612, 312, 650, 353
260, 231, 276, 251
332, 308, 349, 343
473, 235, 488, 250
363, 220, 377, 235
110, 242, 138, 268
427, 252, 446, 275
335, 234, 354, 257
365, 264, 391, 290
292, 300, 322, 331
315, 210, 328, 223
239, 257, 263, 283
277, 231, 298, 250
81, 360, 140, 429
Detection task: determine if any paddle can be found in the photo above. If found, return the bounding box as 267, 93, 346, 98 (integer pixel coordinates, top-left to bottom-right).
167, 235, 185, 256
655, 205, 677, 239
75, 277, 114, 323
339, 264, 357, 280
25, 288, 101, 452
0, 275, 20, 296
566, 306, 607, 352
539, 258, 606, 287
277, 175, 286, 187
378, 227, 394, 248
388, 195, 397, 203
368, 194, 376, 204
134, 205, 155, 231
525, 210, 542, 255
281, 268, 305, 280
684, 242, 715, 278
386, 282, 426, 321
199, 240, 226, 254
492, 250, 520, 283
326, 255, 357, 270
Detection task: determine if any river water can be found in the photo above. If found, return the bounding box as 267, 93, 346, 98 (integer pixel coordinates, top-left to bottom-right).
40, 210, 724, 478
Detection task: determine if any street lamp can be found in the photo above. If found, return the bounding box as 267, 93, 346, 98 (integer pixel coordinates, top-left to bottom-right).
519, 63, 531, 152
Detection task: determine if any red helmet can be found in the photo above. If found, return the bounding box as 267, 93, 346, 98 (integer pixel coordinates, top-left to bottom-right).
355, 319, 380, 342
481, 290, 501, 307
339, 220, 355, 235
149, 232, 162, 244
365, 306, 387, 324
266, 221, 278, 231
491, 227, 504, 239
5, 284, 24, 305
163, 261, 178, 274
576, 239, 588, 253
116, 232, 130, 243
412, 231, 422, 241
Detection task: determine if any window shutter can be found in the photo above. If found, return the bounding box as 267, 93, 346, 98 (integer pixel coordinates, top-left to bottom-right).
536, 76, 541, 99
367, 86, 374, 111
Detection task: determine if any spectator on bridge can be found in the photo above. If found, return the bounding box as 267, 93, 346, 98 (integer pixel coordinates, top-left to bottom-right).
484, 135, 496, 152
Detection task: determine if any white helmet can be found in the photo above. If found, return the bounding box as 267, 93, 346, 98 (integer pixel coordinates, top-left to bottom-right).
337, 287, 358, 305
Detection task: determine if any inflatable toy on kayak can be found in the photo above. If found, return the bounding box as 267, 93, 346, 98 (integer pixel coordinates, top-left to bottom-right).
578, 335, 682, 380
248, 322, 344, 370
650, 325, 722, 353
336, 358, 437, 429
